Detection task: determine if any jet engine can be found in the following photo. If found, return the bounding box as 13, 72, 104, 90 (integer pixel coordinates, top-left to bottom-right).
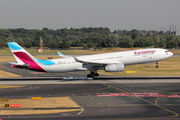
105, 63, 124, 72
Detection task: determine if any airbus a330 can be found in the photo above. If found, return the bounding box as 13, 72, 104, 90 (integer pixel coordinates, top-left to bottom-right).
7, 42, 173, 78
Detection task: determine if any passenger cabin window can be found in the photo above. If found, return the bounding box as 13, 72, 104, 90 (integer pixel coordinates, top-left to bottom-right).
107, 57, 114, 59
116, 56, 123, 58
91, 59, 102, 61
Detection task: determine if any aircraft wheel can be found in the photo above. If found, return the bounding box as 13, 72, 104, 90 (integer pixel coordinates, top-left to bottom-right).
87, 74, 94, 78
95, 73, 99, 76
156, 65, 159, 68
87, 74, 91, 77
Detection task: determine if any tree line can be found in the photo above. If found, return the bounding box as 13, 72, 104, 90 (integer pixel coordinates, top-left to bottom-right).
0, 27, 180, 49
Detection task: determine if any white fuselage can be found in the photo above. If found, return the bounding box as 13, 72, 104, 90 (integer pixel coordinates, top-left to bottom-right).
40, 48, 173, 73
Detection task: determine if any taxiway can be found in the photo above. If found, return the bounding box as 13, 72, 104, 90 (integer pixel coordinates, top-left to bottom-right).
0, 62, 180, 120
0, 79, 180, 120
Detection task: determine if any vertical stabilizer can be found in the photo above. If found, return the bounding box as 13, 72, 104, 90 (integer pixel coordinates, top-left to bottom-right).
7, 42, 45, 71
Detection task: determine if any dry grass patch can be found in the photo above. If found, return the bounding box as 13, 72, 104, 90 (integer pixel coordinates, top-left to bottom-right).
0, 109, 82, 115
0, 85, 23, 89
0, 97, 80, 108
0, 70, 21, 78
0, 97, 82, 115
0, 56, 15, 63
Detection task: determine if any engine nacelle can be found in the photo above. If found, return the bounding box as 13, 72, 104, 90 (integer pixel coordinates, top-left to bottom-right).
105, 63, 124, 72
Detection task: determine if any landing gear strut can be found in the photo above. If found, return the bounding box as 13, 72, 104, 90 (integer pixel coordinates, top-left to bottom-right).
156, 62, 159, 68
87, 71, 99, 78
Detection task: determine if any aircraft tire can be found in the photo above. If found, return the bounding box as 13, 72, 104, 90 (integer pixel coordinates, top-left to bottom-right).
87, 74, 91, 77
95, 73, 99, 76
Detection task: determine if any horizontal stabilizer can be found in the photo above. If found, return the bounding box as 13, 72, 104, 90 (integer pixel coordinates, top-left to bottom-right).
9, 62, 30, 68
57, 52, 72, 58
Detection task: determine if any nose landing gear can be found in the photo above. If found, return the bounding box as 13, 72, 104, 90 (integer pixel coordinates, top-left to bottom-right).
156, 62, 159, 68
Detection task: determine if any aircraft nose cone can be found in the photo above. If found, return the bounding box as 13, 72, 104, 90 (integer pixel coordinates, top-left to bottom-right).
170, 52, 173, 56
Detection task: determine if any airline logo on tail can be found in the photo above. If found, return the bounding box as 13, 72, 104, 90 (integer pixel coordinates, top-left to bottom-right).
7, 42, 46, 72
7, 42, 22, 50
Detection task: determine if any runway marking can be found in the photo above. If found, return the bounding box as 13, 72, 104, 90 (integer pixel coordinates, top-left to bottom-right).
68, 96, 84, 115
77, 106, 84, 115
108, 104, 148, 107
108, 104, 180, 107
155, 93, 179, 117
101, 83, 179, 119
66, 85, 111, 93
97, 93, 180, 98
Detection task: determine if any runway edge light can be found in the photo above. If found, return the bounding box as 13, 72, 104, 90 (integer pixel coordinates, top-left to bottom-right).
126, 71, 136, 73
32, 97, 41, 100
0, 99, 10, 101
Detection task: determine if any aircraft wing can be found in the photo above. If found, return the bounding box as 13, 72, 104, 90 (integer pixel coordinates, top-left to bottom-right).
74, 57, 120, 66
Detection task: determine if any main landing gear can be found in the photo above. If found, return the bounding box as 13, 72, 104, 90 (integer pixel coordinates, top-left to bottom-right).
156, 62, 159, 68
87, 71, 99, 78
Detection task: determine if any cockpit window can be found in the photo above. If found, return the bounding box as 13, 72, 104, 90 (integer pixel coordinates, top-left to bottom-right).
165, 51, 169, 53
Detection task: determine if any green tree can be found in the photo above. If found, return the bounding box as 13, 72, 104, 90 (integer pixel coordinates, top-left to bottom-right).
24, 41, 32, 48
87, 42, 93, 48
6, 37, 16, 42
83, 44, 88, 49
58, 41, 70, 49
166, 41, 178, 48
131, 31, 139, 40
50, 41, 58, 49
122, 30, 127, 33
145, 41, 154, 46
159, 40, 165, 47
118, 41, 132, 48
17, 38, 24, 46
0, 41, 7, 48
133, 41, 145, 47
147, 31, 152, 37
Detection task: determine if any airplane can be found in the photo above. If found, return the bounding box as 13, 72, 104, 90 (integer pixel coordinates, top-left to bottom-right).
7, 42, 173, 78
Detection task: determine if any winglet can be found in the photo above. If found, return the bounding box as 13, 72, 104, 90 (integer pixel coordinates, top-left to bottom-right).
74, 57, 83, 62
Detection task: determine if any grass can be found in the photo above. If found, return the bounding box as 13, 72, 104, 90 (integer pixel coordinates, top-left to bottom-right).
0, 48, 97, 56
1, 47, 180, 56
0, 109, 82, 115
0, 97, 82, 115
0, 97, 80, 108
0, 85, 23, 89
0, 69, 21, 78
